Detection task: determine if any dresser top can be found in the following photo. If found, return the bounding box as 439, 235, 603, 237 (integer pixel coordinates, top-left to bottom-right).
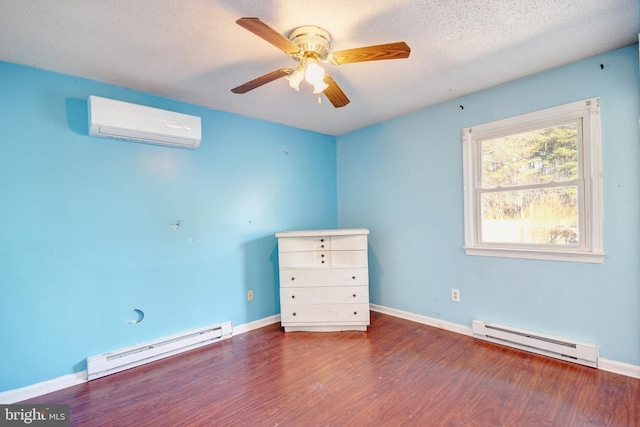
275, 228, 369, 238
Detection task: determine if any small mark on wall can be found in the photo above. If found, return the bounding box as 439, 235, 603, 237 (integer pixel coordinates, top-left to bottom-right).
128, 308, 145, 324
168, 219, 195, 243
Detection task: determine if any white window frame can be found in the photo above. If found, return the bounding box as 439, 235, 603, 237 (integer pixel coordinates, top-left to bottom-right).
462, 98, 604, 263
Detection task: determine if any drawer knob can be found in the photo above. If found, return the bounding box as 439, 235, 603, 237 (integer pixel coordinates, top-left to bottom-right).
353, 311, 358, 315
353, 294, 356, 298
321, 254, 325, 257
291, 295, 295, 298
293, 312, 297, 316
320, 238, 324, 242
321, 244, 325, 248
321, 260, 325, 264
352, 276, 356, 279
291, 277, 295, 281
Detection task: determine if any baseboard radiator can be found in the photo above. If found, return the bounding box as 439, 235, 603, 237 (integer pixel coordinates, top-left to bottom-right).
87, 321, 233, 380
472, 320, 598, 368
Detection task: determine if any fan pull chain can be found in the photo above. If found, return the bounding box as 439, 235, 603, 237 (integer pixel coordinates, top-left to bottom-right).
318, 95, 322, 104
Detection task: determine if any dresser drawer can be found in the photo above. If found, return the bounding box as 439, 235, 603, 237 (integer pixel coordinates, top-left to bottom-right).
278, 236, 331, 252
280, 267, 368, 287
278, 234, 367, 253
278, 251, 331, 267
278, 250, 367, 268
330, 234, 367, 250
331, 250, 367, 267
281, 286, 369, 304
280, 303, 370, 323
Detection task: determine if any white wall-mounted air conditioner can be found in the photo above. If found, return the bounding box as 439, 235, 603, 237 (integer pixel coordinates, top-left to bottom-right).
88, 95, 201, 149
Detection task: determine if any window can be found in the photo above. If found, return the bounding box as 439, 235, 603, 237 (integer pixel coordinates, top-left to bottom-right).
462, 98, 603, 263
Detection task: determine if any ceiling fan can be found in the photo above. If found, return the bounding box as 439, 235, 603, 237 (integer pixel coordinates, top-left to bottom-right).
231, 17, 411, 108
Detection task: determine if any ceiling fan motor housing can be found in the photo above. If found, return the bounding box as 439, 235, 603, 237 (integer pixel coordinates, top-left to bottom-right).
288, 25, 332, 60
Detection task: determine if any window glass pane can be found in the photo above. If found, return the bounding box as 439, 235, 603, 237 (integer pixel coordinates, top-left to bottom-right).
481, 123, 578, 188
480, 186, 579, 245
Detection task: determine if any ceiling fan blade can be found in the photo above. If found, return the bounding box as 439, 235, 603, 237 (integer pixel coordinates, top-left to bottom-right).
231, 68, 292, 94
236, 17, 300, 56
323, 74, 350, 108
330, 41, 411, 65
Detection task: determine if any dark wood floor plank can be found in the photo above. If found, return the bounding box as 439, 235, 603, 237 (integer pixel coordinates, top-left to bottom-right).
22, 312, 640, 426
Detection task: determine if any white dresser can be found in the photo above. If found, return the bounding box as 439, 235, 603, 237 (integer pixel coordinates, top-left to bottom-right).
275, 228, 370, 332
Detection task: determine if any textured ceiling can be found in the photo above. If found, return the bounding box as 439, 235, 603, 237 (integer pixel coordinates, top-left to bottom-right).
0, 0, 638, 135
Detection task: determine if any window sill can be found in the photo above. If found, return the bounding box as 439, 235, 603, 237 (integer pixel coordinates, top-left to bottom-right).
464, 246, 604, 264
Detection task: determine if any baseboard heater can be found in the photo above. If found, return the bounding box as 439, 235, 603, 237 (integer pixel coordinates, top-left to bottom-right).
87, 321, 233, 380
472, 320, 598, 368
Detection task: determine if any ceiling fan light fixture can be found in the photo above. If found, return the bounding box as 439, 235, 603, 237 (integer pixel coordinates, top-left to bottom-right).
286, 68, 305, 91
304, 62, 328, 94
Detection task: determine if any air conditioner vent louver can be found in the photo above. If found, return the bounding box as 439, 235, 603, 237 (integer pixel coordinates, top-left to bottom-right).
88, 96, 201, 149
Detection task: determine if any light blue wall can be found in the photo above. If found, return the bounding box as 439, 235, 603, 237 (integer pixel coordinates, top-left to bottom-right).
0, 62, 338, 391
337, 45, 640, 366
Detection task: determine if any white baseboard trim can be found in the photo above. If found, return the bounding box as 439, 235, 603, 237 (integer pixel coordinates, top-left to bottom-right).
370, 303, 640, 379
0, 371, 87, 404
0, 315, 283, 404
232, 314, 281, 335
370, 304, 473, 336
598, 358, 640, 379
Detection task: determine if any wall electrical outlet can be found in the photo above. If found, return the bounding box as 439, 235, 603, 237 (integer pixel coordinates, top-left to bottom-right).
247, 290, 254, 301
451, 289, 460, 302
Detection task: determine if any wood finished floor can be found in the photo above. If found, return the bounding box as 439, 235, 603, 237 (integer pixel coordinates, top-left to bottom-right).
23, 312, 639, 426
